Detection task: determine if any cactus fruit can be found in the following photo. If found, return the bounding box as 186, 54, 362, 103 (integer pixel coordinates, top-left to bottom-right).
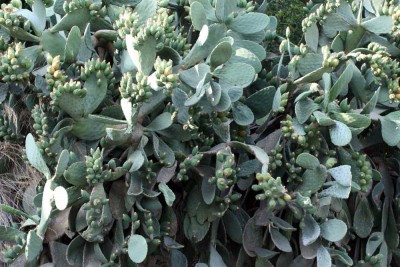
119, 71, 152, 105
31, 105, 56, 158
253, 172, 291, 208
0, 114, 18, 141
0, 42, 31, 83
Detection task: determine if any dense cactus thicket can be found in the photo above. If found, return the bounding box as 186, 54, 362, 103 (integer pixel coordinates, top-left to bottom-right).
0, 0, 400, 266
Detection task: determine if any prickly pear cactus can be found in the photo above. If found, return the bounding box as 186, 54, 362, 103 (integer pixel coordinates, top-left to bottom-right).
0, 0, 400, 266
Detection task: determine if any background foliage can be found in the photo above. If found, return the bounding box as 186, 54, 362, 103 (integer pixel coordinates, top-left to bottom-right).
265, 0, 306, 44
0, 0, 400, 266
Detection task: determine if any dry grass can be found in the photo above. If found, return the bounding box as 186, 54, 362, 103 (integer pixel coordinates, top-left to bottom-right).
2, 105, 19, 135
0, 95, 41, 224
0, 95, 42, 263
0, 141, 43, 263
0, 142, 42, 226
4, 95, 35, 136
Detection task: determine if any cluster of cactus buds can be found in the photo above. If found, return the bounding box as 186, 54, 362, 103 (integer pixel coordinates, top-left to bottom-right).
231, 124, 249, 142
368, 42, 390, 55
183, 106, 202, 130
352, 44, 400, 102
141, 160, 157, 181
263, 69, 279, 87
63, 0, 106, 18
0, 42, 31, 83
0, 37, 9, 52
188, 128, 214, 149
281, 115, 298, 139
51, 80, 86, 105
142, 212, 158, 241
277, 84, 289, 113
354, 50, 391, 81
45, 55, 68, 93
179, 117, 208, 146
237, 0, 257, 13
210, 111, 230, 126
322, 54, 340, 69
269, 145, 283, 171
356, 254, 384, 267
109, 245, 125, 264
108, 158, 130, 172
377, 2, 398, 16
349, 150, 373, 192
215, 192, 242, 211
3, 0, 22, 9
0, 113, 18, 141
86, 148, 108, 185
321, 47, 344, 69
81, 188, 110, 242
160, 212, 174, 236
301, 0, 341, 32
388, 78, 400, 101
285, 151, 303, 182
123, 211, 141, 231
135, 9, 175, 49
182, 4, 193, 22
253, 173, 291, 208
282, 115, 323, 155
187, 113, 219, 144
183, 110, 216, 148
31, 105, 56, 158
177, 147, 203, 181
164, 29, 191, 56
209, 148, 237, 191
392, 6, 400, 46
153, 57, 178, 96
298, 43, 308, 57
0, 9, 31, 33
119, 72, 152, 106
298, 121, 322, 156
88, 2, 107, 18
114, 8, 140, 42
80, 58, 114, 88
